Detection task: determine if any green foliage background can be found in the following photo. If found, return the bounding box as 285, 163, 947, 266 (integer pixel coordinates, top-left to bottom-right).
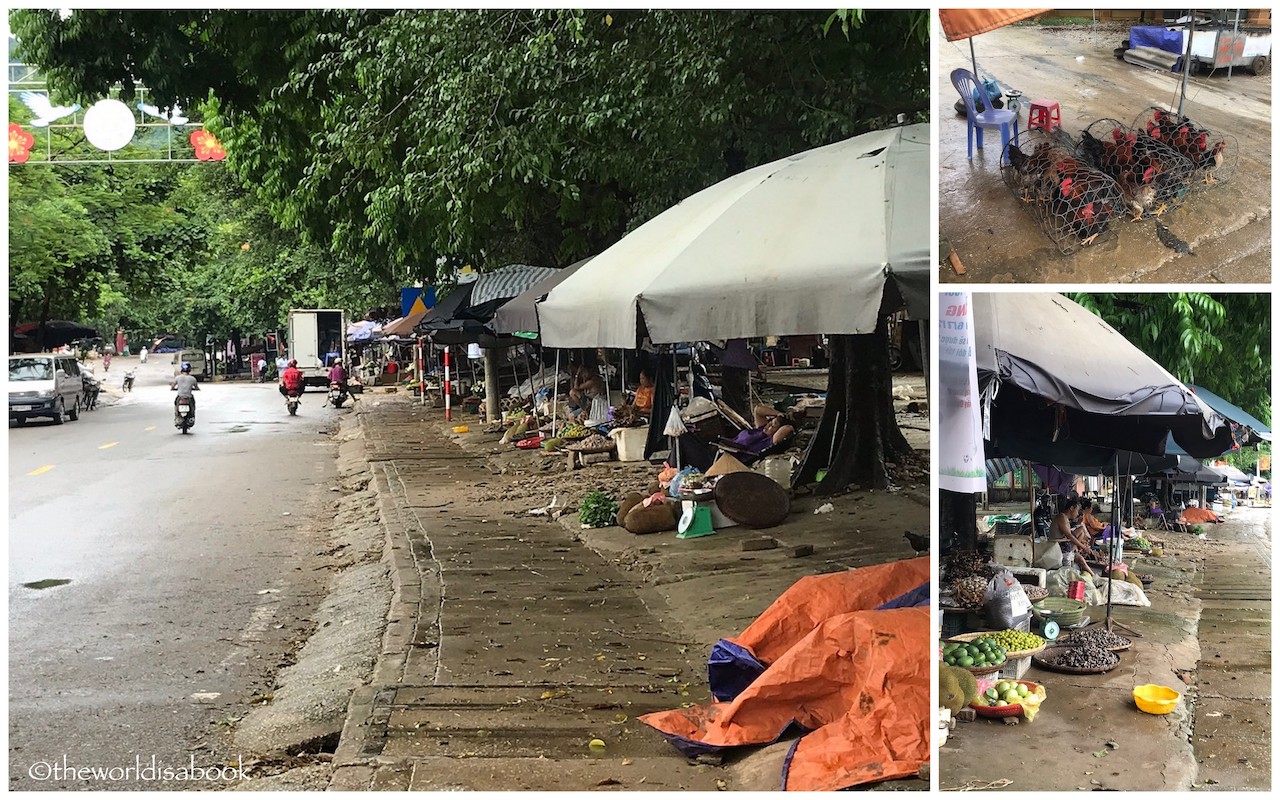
9, 8, 929, 346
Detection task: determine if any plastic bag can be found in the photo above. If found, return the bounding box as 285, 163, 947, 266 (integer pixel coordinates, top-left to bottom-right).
663, 405, 688, 437
1034, 543, 1064, 570
668, 466, 703, 497
984, 569, 1033, 629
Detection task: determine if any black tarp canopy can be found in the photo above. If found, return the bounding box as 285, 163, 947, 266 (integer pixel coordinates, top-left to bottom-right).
975, 293, 1233, 460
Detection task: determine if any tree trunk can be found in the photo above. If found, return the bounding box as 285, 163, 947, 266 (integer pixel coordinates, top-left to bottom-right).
797, 316, 911, 493
939, 489, 978, 552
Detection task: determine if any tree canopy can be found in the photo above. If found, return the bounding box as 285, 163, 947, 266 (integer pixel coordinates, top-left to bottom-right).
12, 8, 929, 289
1071, 292, 1271, 427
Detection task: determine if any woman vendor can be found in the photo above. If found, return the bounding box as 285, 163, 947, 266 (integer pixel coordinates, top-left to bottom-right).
1050, 499, 1096, 576
727, 406, 796, 453
632, 370, 655, 414
1080, 502, 1107, 537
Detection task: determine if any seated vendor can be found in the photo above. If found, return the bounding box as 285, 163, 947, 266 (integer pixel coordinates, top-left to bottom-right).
1050, 499, 1096, 576
1080, 502, 1107, 537
727, 407, 796, 454
633, 370, 655, 414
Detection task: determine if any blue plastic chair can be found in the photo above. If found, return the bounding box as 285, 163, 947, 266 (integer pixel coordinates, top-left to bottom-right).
951, 68, 1018, 165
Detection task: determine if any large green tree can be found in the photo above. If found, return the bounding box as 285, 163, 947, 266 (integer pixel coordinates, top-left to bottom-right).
12, 8, 928, 283
1071, 292, 1271, 426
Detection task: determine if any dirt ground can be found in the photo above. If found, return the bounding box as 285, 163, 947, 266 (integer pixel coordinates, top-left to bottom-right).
938, 20, 1271, 283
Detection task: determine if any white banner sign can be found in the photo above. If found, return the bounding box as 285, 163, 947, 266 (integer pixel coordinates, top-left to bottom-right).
939, 292, 986, 494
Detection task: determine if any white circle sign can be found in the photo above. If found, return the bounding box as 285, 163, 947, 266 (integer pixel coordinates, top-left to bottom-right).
83, 99, 136, 151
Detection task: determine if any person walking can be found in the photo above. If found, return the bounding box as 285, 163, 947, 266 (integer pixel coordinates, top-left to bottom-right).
102, 350, 113, 372
139, 346, 149, 364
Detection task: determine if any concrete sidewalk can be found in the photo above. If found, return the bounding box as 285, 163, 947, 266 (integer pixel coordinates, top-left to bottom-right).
939, 507, 1271, 791
328, 393, 930, 791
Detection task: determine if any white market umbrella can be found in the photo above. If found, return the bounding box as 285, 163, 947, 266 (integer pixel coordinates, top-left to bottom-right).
536, 124, 929, 349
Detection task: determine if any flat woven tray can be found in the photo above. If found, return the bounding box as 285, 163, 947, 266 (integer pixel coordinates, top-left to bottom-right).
945, 632, 1046, 660
1032, 646, 1120, 674
1059, 630, 1132, 653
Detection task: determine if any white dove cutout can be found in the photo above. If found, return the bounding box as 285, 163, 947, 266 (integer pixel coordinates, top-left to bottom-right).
19, 91, 81, 127
137, 102, 189, 125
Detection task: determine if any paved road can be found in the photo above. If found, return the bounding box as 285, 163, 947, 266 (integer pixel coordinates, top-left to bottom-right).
9, 358, 345, 789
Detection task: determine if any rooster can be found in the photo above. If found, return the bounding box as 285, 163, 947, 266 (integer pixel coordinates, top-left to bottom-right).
1053, 168, 1115, 245
1119, 165, 1158, 220
1198, 137, 1228, 183
1007, 141, 1072, 202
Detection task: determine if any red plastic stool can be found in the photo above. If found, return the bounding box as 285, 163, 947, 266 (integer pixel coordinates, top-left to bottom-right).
1028, 99, 1061, 132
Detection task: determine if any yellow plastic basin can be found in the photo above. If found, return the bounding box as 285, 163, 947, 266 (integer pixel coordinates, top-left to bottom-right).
1133, 684, 1181, 715
452, 425, 470, 434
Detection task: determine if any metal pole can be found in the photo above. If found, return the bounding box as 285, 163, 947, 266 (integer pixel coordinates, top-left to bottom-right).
1106, 457, 1118, 630
1177, 13, 1196, 116
619, 350, 626, 405
443, 346, 452, 422
551, 350, 560, 437
1228, 9, 1241, 81
417, 337, 425, 406
969, 37, 979, 81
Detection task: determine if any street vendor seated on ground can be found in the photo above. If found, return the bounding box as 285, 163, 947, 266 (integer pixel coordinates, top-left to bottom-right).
1050, 499, 1097, 576
569, 365, 607, 422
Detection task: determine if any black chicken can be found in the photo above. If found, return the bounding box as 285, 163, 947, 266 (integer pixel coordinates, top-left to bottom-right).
903, 530, 930, 555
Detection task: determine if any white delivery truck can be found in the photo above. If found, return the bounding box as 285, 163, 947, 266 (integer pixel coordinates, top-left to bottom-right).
287, 309, 347, 389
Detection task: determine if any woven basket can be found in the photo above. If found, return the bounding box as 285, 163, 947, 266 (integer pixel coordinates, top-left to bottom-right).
1032, 646, 1120, 674
947, 631, 1046, 660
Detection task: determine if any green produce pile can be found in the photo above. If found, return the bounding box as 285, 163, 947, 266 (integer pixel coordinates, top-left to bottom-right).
941, 636, 1007, 668
972, 680, 1034, 708
1129, 536, 1153, 550
578, 490, 618, 528
987, 628, 1045, 653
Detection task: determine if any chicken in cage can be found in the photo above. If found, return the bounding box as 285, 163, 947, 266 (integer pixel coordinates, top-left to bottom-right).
1001, 129, 1126, 255
1078, 119, 1195, 221
1132, 106, 1237, 190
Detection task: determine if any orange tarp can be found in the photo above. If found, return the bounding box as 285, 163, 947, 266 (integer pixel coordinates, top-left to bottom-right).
938, 8, 1051, 41
639, 558, 930, 790
1181, 507, 1220, 524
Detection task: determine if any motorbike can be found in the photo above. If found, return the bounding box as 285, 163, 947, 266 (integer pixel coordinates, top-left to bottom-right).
328, 381, 349, 408
122, 369, 135, 392
175, 399, 194, 434
285, 392, 301, 416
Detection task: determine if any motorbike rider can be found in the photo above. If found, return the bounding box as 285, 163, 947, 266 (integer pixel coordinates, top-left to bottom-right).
328, 358, 349, 395
170, 362, 200, 424
279, 358, 305, 399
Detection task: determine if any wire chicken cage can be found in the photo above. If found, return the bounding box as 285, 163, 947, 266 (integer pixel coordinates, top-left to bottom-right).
1078, 118, 1197, 221
1000, 129, 1126, 255
1131, 106, 1238, 192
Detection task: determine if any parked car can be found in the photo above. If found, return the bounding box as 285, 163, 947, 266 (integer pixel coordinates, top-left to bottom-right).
9, 353, 84, 424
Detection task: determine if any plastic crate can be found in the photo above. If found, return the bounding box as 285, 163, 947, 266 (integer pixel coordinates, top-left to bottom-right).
995, 656, 1032, 680
941, 609, 971, 639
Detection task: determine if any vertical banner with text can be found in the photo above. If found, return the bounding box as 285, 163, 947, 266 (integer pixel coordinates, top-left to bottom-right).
939, 291, 986, 493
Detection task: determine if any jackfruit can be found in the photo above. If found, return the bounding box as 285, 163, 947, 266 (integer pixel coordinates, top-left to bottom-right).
939, 665, 979, 714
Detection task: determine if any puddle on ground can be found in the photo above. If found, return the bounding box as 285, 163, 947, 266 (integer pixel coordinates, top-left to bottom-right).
21, 578, 71, 590
227, 426, 250, 433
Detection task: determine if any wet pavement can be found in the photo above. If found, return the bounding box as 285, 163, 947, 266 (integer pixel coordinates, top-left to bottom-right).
8, 356, 342, 789
329, 393, 930, 791
939, 505, 1271, 791
938, 21, 1271, 284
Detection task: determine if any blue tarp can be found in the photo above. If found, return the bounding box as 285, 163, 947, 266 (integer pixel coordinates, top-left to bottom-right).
1129, 26, 1185, 55
1191, 385, 1271, 441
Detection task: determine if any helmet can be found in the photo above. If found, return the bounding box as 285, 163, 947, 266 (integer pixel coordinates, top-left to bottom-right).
288, 359, 298, 368
180, 362, 192, 373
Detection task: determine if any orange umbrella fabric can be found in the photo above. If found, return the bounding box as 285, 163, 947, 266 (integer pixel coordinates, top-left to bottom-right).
938, 8, 1051, 41
639, 558, 930, 790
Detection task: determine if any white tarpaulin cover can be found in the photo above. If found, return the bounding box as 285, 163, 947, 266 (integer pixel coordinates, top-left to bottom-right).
536, 124, 929, 348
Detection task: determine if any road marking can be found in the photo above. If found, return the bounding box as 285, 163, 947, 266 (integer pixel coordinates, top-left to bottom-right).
98, 441, 119, 450
27, 465, 55, 476
144, 425, 157, 431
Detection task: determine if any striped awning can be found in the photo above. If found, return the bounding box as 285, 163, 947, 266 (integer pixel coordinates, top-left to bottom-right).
984, 457, 1026, 484
470, 264, 558, 307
